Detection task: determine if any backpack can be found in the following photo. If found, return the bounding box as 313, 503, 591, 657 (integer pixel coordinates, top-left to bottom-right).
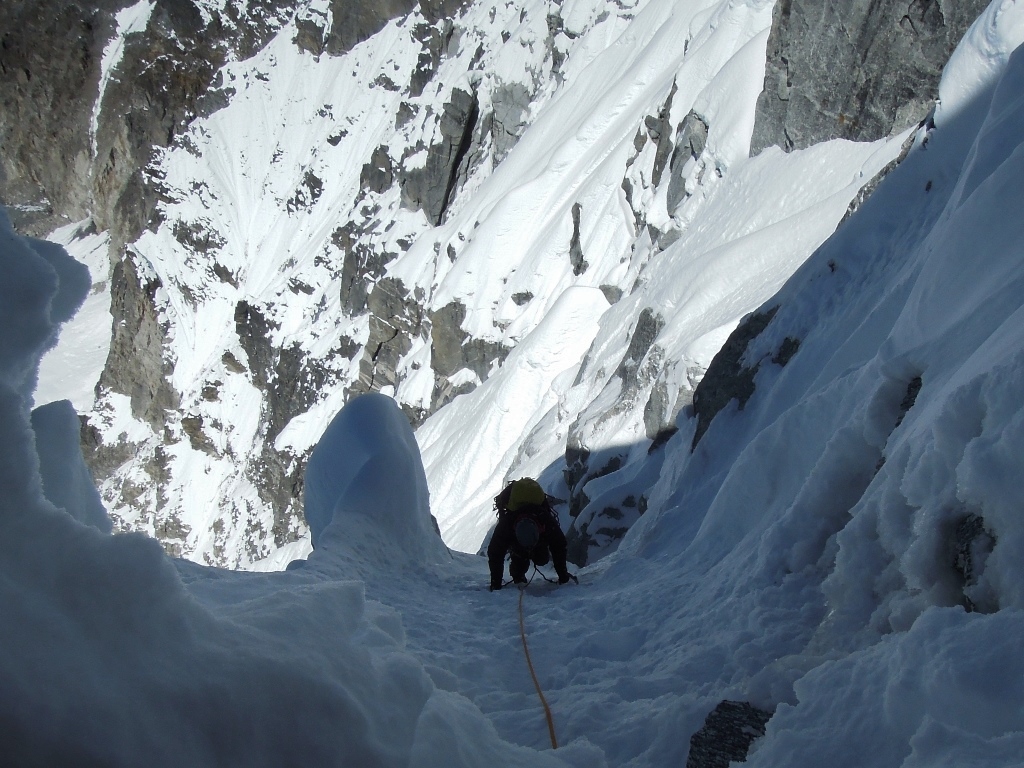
495, 478, 553, 551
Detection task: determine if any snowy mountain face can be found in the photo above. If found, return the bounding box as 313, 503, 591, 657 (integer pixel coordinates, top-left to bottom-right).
2, 0, 988, 568
6, 0, 1024, 765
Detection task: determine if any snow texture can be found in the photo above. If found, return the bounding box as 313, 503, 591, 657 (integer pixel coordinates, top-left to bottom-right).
13, 0, 1024, 765
34, 220, 111, 412
2, 216, 580, 764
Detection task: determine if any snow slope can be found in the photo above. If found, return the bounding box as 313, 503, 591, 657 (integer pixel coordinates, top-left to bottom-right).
410, 0, 910, 553
9, 2, 1024, 761
34, 220, 111, 412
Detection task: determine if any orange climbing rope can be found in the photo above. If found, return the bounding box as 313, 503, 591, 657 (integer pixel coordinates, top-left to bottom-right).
518, 587, 559, 750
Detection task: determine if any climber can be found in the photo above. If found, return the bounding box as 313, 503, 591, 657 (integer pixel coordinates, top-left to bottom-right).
488, 477, 576, 591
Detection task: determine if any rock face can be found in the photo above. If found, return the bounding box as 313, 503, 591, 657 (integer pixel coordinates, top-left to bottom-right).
490, 82, 532, 162
751, 0, 988, 153
295, 0, 468, 59
400, 86, 482, 225
323, 0, 418, 56
428, 299, 509, 411
666, 110, 709, 214
353, 277, 429, 421
0, 0, 295, 244
99, 257, 180, 429
0, 0, 112, 235
691, 308, 779, 450
686, 701, 774, 768
336, 219, 394, 316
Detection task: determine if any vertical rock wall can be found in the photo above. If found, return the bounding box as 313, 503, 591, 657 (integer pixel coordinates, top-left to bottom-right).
751, 0, 987, 153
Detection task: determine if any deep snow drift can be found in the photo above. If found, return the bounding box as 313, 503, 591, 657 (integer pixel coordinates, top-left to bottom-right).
8, 2, 1024, 767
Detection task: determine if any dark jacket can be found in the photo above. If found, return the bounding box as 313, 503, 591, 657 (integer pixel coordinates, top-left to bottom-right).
487, 495, 570, 589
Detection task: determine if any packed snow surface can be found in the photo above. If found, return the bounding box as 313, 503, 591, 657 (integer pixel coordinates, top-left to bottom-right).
10, 0, 1024, 765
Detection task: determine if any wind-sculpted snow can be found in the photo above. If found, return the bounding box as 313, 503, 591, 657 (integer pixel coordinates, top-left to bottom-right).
31, 400, 112, 533
624, 16, 1024, 765
304, 392, 448, 566
0, 213, 583, 766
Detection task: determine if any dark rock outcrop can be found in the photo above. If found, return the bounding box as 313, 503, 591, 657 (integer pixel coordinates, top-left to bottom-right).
231, 299, 343, 545
234, 300, 277, 390
347, 278, 514, 426
564, 476, 645, 568
429, 299, 509, 411
361, 145, 395, 195
646, 84, 677, 188
113, 2, 291, 245
181, 414, 217, 455
618, 308, 663, 391
686, 701, 774, 768
292, 0, 468, 60
355, 277, 425, 396
335, 219, 395, 315
92, 1, 225, 249
409, 19, 457, 97
569, 202, 588, 275
325, 0, 417, 56
401, 86, 481, 225
0, 0, 115, 235
285, 169, 324, 213
97, 256, 180, 430
491, 82, 531, 162
266, 342, 333, 442
234, 300, 337, 442
173, 217, 227, 256
79, 413, 137, 482
252, 443, 307, 549
691, 308, 778, 449
293, 13, 328, 58
1, 0, 295, 243
752, 0, 988, 154
565, 510, 630, 567
666, 110, 709, 213
644, 362, 703, 445
951, 512, 996, 613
